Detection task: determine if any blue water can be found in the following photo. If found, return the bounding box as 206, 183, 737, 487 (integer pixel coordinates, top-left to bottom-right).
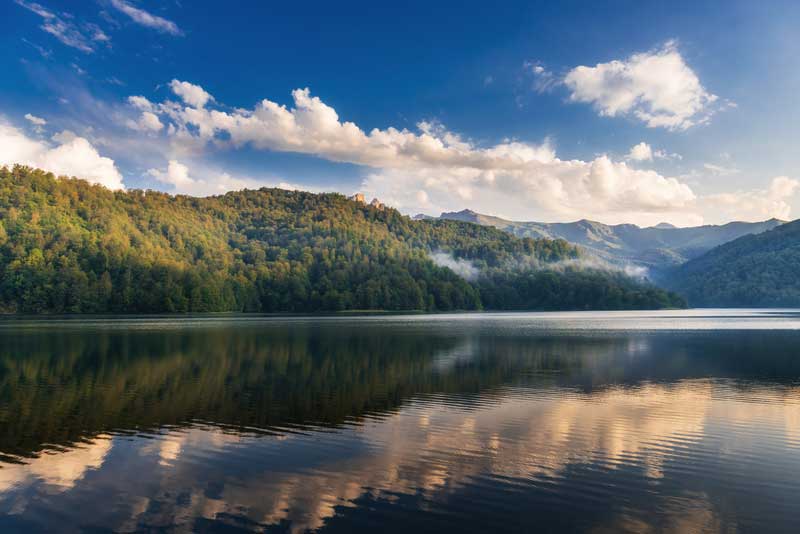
1, 310, 799, 533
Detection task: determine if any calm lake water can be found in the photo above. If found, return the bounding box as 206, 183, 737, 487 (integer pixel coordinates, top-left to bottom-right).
2, 310, 800, 533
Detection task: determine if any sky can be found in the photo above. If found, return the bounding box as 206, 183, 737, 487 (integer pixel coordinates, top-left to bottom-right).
1, 0, 799, 227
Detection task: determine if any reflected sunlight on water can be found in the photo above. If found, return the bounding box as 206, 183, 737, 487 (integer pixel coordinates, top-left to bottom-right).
1, 311, 800, 532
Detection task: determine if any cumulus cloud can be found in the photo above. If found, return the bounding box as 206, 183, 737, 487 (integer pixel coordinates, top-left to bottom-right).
169, 80, 212, 109
14, 0, 110, 53
361, 156, 701, 226
126, 111, 163, 132
109, 0, 182, 36
138, 83, 696, 223
128, 95, 155, 111
147, 159, 268, 196
124, 95, 165, 132
564, 41, 720, 130
627, 142, 654, 161
0, 121, 124, 189
626, 142, 679, 162
124, 81, 796, 225
704, 176, 799, 222
147, 159, 192, 188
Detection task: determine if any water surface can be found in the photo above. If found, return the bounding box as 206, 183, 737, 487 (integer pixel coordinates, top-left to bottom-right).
1, 310, 800, 533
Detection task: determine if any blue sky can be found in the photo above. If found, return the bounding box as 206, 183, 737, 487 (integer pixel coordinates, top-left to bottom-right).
1, 0, 798, 226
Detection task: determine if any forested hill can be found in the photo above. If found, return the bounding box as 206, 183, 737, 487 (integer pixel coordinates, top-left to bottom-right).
0, 166, 684, 313
665, 219, 800, 307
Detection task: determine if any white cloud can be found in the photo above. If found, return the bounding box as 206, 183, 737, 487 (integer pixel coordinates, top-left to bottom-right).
138, 111, 163, 131
127, 95, 155, 111
147, 159, 265, 196
24, 113, 47, 126
704, 176, 799, 222
126, 111, 163, 132
109, 0, 182, 36
147, 159, 192, 188
124, 82, 796, 225
15, 0, 110, 53
626, 142, 680, 162
362, 155, 700, 226
169, 80, 212, 108
24, 113, 47, 134
14, 0, 52, 19
563, 41, 720, 130
0, 121, 124, 190
90, 25, 111, 43
627, 142, 653, 161
132, 83, 702, 224
41, 19, 95, 52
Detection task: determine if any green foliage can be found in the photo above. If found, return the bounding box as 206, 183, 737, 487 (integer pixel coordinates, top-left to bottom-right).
667, 219, 800, 307
0, 165, 682, 312
479, 268, 686, 311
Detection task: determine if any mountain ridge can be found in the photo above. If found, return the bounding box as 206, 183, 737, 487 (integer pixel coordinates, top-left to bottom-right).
427, 209, 786, 271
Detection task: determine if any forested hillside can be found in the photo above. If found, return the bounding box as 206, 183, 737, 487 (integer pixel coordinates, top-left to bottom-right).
0, 166, 684, 313
666, 220, 800, 307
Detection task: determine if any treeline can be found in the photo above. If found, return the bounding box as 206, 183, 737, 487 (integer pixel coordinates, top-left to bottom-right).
479, 269, 686, 310
0, 166, 683, 313
666, 219, 800, 307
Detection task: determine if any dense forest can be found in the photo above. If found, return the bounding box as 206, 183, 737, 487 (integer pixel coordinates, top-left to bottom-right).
0, 165, 684, 313
666, 219, 800, 307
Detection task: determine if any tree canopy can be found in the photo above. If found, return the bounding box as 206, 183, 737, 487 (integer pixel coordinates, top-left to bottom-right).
0, 165, 684, 313
666, 219, 800, 307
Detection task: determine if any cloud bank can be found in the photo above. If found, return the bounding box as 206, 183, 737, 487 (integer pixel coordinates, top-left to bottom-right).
131, 81, 713, 225
706, 176, 799, 221
112, 80, 795, 226
4, 74, 789, 225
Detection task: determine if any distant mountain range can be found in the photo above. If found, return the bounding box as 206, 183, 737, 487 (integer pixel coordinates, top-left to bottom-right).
422, 209, 785, 274
664, 219, 800, 307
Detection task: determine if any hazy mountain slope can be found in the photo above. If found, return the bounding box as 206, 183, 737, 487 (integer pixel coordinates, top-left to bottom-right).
664, 220, 800, 307
0, 165, 684, 313
436, 209, 784, 268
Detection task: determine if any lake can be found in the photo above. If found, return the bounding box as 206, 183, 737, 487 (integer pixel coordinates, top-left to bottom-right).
1, 310, 800, 533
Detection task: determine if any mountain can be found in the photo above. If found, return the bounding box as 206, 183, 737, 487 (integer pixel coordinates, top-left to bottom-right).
664, 220, 800, 307
437, 209, 784, 271
0, 166, 684, 313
